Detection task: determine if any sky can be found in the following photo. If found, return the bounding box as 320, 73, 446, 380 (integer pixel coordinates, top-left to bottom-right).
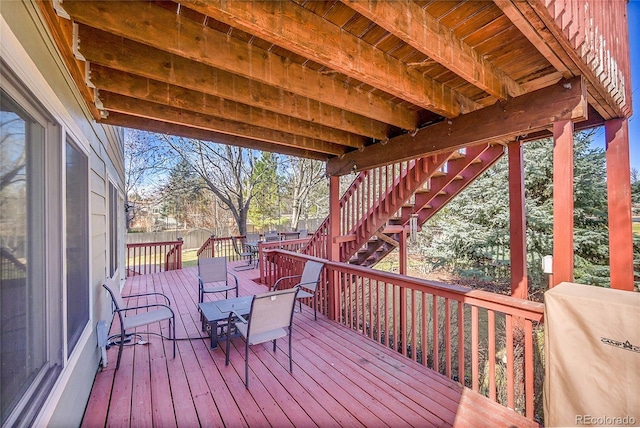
592, 0, 639, 170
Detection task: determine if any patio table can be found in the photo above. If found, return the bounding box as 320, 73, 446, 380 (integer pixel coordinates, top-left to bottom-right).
199, 295, 253, 348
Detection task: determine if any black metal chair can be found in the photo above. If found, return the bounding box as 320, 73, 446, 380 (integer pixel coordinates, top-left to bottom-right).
231, 236, 256, 270
103, 279, 175, 369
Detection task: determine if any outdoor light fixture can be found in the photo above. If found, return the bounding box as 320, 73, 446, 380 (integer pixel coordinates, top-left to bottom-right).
409, 214, 418, 243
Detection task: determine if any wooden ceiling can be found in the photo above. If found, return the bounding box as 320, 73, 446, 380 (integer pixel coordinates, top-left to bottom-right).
41, 0, 624, 175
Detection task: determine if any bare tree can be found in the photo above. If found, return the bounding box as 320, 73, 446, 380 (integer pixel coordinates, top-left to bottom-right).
0, 116, 26, 192
282, 157, 326, 230
124, 130, 168, 229
161, 136, 266, 235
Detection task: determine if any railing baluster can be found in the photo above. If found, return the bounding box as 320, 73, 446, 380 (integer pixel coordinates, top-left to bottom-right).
421, 292, 427, 366
471, 306, 479, 391
433, 295, 439, 373
506, 314, 515, 409
411, 288, 417, 362
445, 298, 451, 378
458, 301, 465, 384
488, 309, 496, 401
375, 280, 381, 342
525, 321, 534, 419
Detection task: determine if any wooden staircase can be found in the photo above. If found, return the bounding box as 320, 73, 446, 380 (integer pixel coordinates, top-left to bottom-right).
303, 143, 505, 267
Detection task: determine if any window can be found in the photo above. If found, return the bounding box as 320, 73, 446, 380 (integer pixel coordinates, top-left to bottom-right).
108, 181, 118, 277
66, 138, 89, 356
0, 81, 62, 425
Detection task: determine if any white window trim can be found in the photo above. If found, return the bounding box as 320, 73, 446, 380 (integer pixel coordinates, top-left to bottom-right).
2, 13, 98, 427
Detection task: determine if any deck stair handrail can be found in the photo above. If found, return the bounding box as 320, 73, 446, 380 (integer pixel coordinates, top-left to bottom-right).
354, 144, 505, 267
264, 249, 544, 421
302, 143, 504, 267
303, 155, 448, 259
303, 170, 370, 258
125, 240, 183, 277
339, 151, 455, 263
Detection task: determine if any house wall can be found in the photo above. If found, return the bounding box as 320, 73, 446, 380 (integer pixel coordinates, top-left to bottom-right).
1, 1, 125, 426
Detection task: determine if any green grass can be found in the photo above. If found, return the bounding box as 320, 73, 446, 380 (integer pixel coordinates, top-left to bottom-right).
633, 222, 640, 236
182, 249, 199, 267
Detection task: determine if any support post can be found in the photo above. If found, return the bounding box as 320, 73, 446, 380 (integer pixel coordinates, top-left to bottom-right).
328, 176, 341, 320
552, 120, 574, 286
605, 118, 634, 291
399, 229, 408, 275
508, 141, 528, 299
399, 228, 408, 355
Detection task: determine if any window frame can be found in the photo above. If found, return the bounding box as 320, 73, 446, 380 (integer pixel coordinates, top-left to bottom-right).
64, 136, 90, 357
0, 62, 64, 427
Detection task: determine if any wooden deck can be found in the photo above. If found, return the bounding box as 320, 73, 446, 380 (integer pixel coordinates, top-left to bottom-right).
82, 263, 537, 427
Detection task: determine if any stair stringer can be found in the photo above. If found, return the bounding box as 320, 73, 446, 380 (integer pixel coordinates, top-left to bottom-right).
355, 144, 505, 267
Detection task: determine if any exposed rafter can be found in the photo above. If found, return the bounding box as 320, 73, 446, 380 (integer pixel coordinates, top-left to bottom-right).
76, 25, 390, 141
61, 0, 417, 130
37, 0, 629, 166
100, 92, 347, 156
90, 65, 366, 149
103, 112, 330, 161
178, 0, 481, 118
341, 0, 523, 100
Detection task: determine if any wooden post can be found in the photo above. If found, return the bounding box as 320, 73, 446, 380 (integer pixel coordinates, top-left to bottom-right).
399, 228, 408, 275
398, 228, 408, 355
552, 119, 574, 286
508, 141, 528, 299
328, 175, 341, 320
605, 118, 634, 291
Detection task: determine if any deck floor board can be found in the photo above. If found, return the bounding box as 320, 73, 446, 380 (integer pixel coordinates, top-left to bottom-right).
84, 264, 537, 427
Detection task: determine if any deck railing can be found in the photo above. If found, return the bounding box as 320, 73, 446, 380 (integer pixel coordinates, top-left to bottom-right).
198, 235, 313, 275
303, 156, 454, 262
257, 237, 311, 283
263, 249, 545, 421
197, 235, 247, 262
125, 240, 183, 277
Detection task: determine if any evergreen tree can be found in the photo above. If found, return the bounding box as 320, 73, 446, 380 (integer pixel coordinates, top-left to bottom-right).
161, 159, 207, 228
248, 152, 280, 230
420, 132, 613, 294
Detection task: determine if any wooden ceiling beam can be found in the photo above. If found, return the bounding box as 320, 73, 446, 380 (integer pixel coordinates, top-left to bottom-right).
102, 112, 329, 161
341, 0, 523, 100
60, 0, 415, 131
178, 0, 480, 118
90, 65, 366, 149
100, 92, 347, 156
76, 25, 391, 141
327, 76, 587, 175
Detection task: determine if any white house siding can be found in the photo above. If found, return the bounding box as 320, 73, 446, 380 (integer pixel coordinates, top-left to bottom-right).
1, 2, 124, 426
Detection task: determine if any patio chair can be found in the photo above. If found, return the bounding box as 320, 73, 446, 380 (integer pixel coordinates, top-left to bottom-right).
225, 287, 299, 388
282, 231, 300, 240
272, 260, 324, 320
264, 231, 280, 242
231, 236, 256, 270
198, 256, 239, 302
103, 279, 175, 370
